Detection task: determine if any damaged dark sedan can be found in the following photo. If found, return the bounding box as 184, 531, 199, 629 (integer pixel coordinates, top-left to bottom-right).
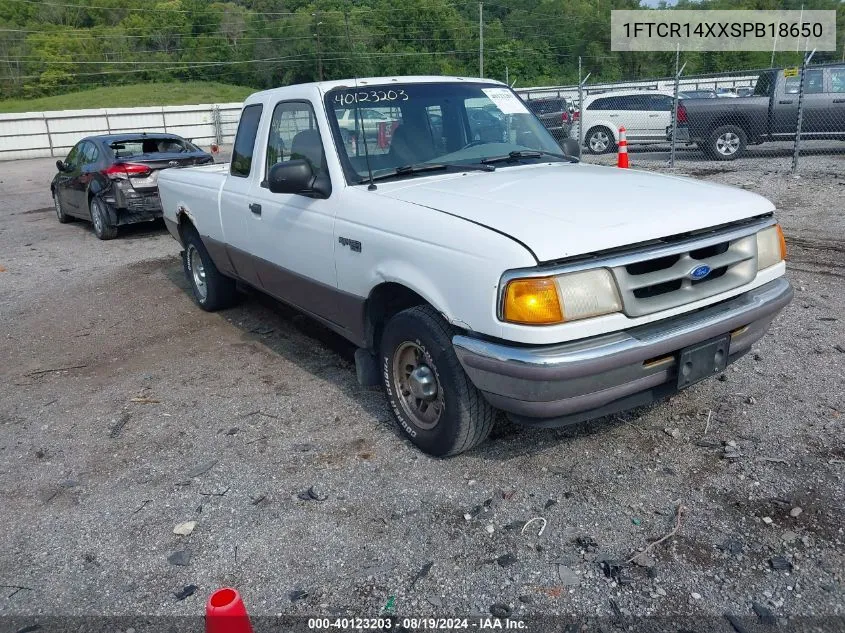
50, 133, 214, 240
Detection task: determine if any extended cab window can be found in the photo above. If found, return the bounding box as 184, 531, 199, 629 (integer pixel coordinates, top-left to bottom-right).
784, 69, 823, 94
231, 104, 263, 178
830, 68, 845, 93
266, 101, 327, 177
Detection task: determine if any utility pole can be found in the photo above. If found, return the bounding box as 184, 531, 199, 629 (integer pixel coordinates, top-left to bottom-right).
771, 29, 777, 67
313, 11, 323, 81
479, 2, 484, 78
792, 48, 816, 173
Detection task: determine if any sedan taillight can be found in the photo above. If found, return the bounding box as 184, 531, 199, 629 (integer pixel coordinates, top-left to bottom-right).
103, 163, 151, 178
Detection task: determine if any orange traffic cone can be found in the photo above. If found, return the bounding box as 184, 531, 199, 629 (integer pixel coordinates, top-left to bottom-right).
206, 588, 253, 633
617, 126, 629, 169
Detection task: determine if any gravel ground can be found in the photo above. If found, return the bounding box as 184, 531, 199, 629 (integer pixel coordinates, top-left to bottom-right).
0, 155, 843, 630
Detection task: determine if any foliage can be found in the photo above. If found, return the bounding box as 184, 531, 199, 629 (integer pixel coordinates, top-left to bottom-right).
0, 0, 842, 101
0, 81, 253, 113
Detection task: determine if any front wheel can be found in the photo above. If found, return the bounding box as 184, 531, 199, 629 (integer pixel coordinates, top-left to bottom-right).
380, 305, 495, 457
705, 125, 747, 161
53, 191, 71, 223
182, 228, 239, 311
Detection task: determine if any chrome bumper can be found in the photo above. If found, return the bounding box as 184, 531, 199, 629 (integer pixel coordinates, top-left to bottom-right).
452, 278, 792, 425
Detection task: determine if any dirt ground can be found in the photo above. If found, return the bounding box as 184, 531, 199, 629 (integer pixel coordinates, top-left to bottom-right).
0, 155, 843, 630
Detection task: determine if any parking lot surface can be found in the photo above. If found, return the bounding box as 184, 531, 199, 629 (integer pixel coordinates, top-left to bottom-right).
0, 156, 843, 623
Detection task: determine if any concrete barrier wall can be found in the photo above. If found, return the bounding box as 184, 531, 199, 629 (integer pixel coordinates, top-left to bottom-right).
0, 103, 243, 161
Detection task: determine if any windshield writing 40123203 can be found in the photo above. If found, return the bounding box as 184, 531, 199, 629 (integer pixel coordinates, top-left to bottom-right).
333, 89, 410, 105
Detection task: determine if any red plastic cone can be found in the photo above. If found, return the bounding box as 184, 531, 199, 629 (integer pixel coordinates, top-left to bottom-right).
206, 588, 253, 633
617, 126, 629, 169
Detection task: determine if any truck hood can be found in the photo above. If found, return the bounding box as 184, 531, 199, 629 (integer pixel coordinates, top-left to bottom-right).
372, 163, 774, 262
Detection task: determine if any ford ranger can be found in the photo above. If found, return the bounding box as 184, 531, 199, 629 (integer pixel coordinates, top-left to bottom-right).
157, 76, 792, 457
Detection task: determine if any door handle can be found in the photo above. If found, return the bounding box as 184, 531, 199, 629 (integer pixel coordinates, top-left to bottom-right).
778, 100, 794, 104
649, 114, 659, 117
834, 99, 845, 104
249, 203, 262, 215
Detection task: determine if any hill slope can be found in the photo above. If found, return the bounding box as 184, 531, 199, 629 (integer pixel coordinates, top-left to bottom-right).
0, 82, 254, 114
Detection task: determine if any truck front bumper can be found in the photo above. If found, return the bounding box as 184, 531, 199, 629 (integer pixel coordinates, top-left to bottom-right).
452, 278, 792, 427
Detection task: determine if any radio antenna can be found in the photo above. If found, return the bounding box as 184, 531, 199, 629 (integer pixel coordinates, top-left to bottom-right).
345, 11, 376, 191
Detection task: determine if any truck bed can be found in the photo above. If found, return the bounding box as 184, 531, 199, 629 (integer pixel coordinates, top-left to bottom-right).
158, 163, 229, 236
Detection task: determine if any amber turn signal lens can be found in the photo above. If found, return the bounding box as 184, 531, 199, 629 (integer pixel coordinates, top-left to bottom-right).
502, 277, 563, 325
776, 224, 787, 261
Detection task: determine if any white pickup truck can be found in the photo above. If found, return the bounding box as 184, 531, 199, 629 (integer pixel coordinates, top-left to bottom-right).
157, 76, 792, 457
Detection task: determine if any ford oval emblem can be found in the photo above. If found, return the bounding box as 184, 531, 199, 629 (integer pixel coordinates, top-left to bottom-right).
689, 265, 711, 280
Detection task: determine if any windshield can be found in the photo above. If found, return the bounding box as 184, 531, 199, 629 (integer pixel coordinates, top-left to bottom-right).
325, 82, 565, 184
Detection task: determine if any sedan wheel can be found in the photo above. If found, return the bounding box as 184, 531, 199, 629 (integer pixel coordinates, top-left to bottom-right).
53, 192, 70, 223
90, 197, 117, 240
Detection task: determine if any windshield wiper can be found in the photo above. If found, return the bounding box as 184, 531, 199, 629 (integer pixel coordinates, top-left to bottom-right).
361, 162, 495, 184
481, 149, 578, 165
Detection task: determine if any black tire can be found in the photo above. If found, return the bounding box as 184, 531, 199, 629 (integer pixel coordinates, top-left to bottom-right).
704, 125, 747, 161
90, 197, 117, 240
53, 191, 71, 223
585, 126, 616, 154
182, 227, 239, 311
380, 305, 495, 457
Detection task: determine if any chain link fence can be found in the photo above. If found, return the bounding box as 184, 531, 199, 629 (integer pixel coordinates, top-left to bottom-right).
518, 58, 845, 173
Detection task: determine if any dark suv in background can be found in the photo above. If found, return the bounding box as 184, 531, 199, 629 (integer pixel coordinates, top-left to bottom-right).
526, 97, 575, 144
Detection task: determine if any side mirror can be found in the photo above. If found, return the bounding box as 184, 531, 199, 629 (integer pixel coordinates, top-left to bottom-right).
56, 160, 66, 172
559, 138, 581, 160
267, 159, 315, 195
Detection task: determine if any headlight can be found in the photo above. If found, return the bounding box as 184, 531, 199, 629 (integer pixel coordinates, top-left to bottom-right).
757, 224, 786, 270
502, 268, 622, 325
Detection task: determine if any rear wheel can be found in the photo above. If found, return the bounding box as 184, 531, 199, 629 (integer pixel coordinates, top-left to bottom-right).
182, 228, 239, 311
53, 191, 70, 223
380, 305, 495, 457
90, 197, 117, 240
705, 125, 747, 161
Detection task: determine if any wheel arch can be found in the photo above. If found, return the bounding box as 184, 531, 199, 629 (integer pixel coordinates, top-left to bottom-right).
364, 280, 448, 352
706, 116, 753, 140
585, 121, 619, 141
174, 205, 200, 245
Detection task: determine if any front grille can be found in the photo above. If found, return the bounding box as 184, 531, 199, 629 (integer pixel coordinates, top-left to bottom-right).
611, 233, 757, 317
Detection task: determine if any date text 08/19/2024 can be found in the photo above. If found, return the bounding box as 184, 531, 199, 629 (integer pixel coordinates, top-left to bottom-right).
307, 617, 528, 630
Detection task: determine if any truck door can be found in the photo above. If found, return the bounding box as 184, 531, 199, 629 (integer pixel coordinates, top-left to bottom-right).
220, 103, 264, 287
797, 69, 827, 134
772, 69, 824, 135
824, 66, 845, 134
245, 100, 345, 328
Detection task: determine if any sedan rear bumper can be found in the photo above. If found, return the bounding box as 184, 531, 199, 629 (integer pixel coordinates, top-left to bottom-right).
103, 189, 163, 225
452, 278, 792, 427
